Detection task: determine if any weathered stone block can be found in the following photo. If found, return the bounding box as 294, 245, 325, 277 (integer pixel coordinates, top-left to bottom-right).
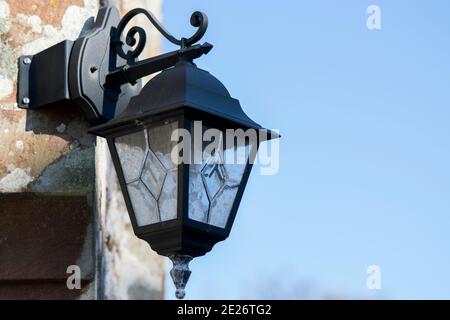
0, 193, 93, 281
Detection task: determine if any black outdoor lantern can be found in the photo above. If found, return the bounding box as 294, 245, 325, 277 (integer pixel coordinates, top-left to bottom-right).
17, 4, 278, 299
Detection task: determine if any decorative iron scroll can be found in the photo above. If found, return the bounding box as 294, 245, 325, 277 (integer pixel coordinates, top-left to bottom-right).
114, 8, 208, 60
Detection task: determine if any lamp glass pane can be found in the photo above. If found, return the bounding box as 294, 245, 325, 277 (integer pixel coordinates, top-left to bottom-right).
127, 180, 160, 225
147, 120, 179, 222
114, 120, 179, 227
188, 127, 254, 228
115, 130, 147, 183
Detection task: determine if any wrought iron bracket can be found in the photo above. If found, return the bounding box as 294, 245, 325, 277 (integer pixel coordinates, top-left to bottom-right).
17, 5, 211, 125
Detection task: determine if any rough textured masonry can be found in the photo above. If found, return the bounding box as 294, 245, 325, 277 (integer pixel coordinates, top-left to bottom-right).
0, 0, 164, 299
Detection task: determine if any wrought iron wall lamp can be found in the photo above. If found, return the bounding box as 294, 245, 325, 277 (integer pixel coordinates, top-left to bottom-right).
17, 4, 278, 299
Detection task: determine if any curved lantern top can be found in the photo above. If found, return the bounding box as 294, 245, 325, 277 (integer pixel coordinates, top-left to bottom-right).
89, 61, 265, 137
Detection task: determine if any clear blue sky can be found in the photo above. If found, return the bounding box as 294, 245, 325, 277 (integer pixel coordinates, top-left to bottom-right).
161, 0, 450, 299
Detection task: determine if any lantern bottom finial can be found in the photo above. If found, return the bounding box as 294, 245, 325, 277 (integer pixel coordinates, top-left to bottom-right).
169, 254, 193, 299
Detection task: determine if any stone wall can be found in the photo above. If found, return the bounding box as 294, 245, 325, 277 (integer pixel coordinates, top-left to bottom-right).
0, 0, 164, 299
0, 0, 97, 193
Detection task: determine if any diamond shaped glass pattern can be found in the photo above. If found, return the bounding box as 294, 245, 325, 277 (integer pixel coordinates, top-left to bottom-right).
115, 121, 255, 229
115, 120, 179, 228
147, 120, 179, 222
188, 126, 255, 229
201, 154, 226, 200
141, 150, 166, 199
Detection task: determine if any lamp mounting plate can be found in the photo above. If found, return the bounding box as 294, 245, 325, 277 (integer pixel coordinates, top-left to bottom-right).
69, 6, 141, 124
17, 41, 73, 110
